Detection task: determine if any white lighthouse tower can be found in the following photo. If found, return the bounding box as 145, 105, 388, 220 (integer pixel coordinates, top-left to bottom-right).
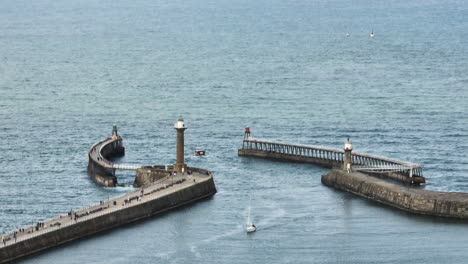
174, 116, 187, 172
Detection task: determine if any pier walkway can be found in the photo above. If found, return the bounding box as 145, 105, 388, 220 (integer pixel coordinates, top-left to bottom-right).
238, 128, 424, 184
0, 170, 212, 255
89, 137, 142, 171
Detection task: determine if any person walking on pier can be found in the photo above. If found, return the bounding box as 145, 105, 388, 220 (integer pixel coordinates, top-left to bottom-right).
2, 236, 5, 247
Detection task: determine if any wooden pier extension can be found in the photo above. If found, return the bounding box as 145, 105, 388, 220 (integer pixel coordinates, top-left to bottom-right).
238, 127, 425, 184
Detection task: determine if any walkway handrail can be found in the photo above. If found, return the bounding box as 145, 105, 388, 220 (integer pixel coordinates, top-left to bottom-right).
240, 137, 423, 178
111, 164, 142, 170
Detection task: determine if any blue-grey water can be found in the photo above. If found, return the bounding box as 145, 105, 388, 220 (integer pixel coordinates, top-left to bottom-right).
1, 0, 467, 263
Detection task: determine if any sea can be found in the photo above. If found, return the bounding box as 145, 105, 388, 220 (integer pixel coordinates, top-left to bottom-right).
0, 0, 467, 263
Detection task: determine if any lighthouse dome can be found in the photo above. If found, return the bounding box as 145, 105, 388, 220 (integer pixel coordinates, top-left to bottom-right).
174, 116, 186, 129
344, 137, 353, 151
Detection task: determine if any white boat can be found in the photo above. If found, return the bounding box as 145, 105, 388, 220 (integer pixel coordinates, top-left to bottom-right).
194, 150, 206, 156
246, 200, 256, 233
246, 224, 256, 233
370, 29, 375, 38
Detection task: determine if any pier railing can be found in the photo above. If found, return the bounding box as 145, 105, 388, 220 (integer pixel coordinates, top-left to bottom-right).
240, 138, 423, 180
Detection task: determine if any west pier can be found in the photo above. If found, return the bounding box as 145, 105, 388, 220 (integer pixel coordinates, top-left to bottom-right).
0, 118, 216, 263
238, 127, 468, 220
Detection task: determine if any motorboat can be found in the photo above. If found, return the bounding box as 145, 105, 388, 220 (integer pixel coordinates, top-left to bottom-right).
194, 150, 206, 156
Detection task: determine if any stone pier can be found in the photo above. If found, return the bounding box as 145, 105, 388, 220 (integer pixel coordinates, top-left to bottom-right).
322, 169, 468, 219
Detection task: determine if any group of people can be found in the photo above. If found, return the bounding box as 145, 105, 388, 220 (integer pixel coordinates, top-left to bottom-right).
0, 229, 21, 246
168, 169, 193, 177
36, 222, 46, 231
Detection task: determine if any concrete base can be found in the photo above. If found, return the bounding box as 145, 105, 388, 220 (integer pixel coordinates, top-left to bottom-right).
322, 169, 468, 219
173, 163, 187, 173
135, 166, 171, 187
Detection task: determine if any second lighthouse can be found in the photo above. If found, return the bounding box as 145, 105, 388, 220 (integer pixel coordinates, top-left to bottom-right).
174, 116, 187, 172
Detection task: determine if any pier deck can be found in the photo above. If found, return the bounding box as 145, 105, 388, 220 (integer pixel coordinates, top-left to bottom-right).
0, 170, 215, 263
322, 170, 468, 219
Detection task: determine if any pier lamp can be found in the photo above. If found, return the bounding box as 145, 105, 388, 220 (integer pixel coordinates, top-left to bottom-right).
244, 126, 251, 140
174, 116, 187, 172
343, 137, 353, 172
112, 125, 118, 140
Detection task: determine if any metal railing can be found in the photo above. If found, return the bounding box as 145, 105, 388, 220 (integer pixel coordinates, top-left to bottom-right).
240, 138, 423, 178
111, 164, 142, 170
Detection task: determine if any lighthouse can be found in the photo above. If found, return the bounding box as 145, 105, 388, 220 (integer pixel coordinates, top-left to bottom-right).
174, 116, 187, 172
343, 137, 353, 172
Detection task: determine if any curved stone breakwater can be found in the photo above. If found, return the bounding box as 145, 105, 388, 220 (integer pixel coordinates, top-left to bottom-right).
0, 170, 216, 263
87, 136, 125, 187
322, 170, 468, 219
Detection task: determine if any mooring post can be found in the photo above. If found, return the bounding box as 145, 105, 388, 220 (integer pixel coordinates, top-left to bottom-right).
343, 137, 353, 173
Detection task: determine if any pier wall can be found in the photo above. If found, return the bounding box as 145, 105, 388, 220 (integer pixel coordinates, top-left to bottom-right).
0, 176, 216, 263
100, 139, 125, 158
87, 157, 116, 186
135, 166, 171, 187
87, 138, 125, 187
322, 170, 468, 219
238, 149, 339, 168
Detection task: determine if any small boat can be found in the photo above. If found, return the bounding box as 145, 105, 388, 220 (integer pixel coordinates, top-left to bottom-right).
194, 150, 206, 156
370, 29, 375, 38
346, 32, 351, 37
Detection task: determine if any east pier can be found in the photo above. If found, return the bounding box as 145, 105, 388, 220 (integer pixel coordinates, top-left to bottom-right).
322, 170, 468, 219
238, 127, 468, 220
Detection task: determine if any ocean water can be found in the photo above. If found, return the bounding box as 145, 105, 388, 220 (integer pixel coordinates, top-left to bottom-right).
0, 0, 467, 263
